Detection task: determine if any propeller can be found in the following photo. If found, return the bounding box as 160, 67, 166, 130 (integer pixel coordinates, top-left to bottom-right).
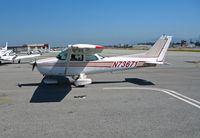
32, 61, 37, 71
31, 59, 37, 71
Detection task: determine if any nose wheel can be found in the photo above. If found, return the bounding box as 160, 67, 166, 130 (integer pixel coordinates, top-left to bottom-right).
73, 74, 92, 87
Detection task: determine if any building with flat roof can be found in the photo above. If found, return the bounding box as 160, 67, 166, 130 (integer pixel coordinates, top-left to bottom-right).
26, 44, 50, 54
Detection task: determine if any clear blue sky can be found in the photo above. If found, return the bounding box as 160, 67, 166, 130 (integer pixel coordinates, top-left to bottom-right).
0, 0, 199, 46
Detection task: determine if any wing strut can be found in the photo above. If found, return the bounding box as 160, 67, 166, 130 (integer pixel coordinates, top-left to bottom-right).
64, 46, 72, 75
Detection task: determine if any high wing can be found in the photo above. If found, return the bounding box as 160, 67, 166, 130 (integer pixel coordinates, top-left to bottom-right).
71, 44, 104, 54
15, 54, 41, 60
0, 53, 41, 63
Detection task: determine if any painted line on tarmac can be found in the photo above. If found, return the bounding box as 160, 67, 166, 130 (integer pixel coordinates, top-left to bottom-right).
103, 87, 200, 109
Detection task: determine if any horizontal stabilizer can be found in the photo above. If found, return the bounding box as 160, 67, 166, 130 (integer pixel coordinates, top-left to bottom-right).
145, 61, 170, 65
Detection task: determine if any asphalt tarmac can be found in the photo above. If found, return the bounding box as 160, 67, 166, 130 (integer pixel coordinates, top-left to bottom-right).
0, 49, 200, 138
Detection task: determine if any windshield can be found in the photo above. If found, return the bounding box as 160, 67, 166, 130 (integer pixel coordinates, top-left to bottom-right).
98, 54, 104, 59
56, 50, 68, 60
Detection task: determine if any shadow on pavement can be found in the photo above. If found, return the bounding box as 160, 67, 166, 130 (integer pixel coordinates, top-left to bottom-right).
125, 78, 155, 85
18, 76, 72, 103
0, 62, 13, 66
92, 78, 155, 86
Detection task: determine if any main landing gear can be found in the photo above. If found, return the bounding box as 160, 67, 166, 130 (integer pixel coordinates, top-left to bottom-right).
12, 59, 21, 64
73, 74, 92, 87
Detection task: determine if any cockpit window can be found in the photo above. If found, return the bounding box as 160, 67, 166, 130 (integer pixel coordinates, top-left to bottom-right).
98, 54, 104, 59
56, 51, 68, 60
85, 55, 98, 61
70, 54, 83, 61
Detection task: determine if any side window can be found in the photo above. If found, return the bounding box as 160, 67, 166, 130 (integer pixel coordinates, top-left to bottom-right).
70, 54, 83, 61
85, 55, 98, 61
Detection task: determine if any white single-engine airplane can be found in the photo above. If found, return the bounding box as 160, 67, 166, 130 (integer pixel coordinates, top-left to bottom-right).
33, 35, 172, 86
0, 42, 41, 64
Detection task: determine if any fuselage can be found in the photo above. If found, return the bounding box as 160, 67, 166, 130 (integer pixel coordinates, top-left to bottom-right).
0, 50, 16, 61
36, 55, 156, 76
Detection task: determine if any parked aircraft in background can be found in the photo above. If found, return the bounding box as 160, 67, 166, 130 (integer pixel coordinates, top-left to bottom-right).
32, 35, 172, 86
0, 42, 41, 64
0, 42, 8, 51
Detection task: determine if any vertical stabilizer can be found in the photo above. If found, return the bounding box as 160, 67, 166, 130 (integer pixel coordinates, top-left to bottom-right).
145, 35, 172, 63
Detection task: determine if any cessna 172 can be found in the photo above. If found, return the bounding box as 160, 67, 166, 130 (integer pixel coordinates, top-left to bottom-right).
32, 35, 172, 86
0, 42, 41, 64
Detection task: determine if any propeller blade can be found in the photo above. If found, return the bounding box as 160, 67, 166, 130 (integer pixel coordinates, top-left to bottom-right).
32, 61, 36, 71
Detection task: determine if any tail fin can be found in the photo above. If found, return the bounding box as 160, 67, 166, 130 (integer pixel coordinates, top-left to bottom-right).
3, 42, 8, 50
145, 35, 172, 62
5, 42, 8, 50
